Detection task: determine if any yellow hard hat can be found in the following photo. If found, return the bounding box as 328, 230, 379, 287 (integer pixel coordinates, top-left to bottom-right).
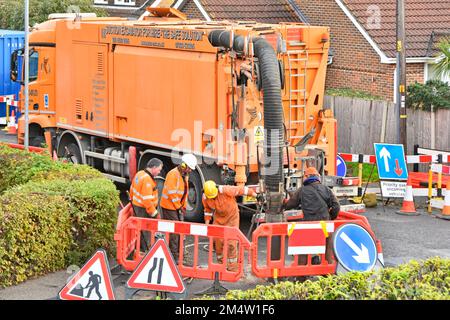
204, 180, 218, 199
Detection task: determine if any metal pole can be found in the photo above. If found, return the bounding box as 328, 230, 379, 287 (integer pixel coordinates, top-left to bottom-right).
396, 0, 407, 152
430, 88, 437, 149
431, 103, 435, 149
24, 0, 29, 150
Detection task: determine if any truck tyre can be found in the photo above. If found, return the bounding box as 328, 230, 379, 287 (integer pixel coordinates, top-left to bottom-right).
184, 170, 204, 223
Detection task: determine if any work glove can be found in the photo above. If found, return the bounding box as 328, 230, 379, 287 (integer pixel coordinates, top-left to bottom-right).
149, 210, 158, 218
178, 209, 185, 222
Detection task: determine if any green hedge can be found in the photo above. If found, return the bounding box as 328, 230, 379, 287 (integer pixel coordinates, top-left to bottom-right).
16, 178, 119, 265
407, 80, 450, 111
0, 192, 72, 286
0, 145, 119, 287
223, 257, 450, 300
0, 145, 54, 193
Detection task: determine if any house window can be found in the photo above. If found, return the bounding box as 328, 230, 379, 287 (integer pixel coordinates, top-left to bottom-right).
93, 0, 108, 4
114, 0, 136, 5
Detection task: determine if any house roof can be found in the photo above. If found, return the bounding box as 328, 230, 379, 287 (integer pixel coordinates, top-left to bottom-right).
341, 0, 450, 58
177, 0, 309, 24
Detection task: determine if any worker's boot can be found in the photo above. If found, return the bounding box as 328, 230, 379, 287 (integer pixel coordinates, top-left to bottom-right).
227, 262, 238, 272
227, 257, 238, 272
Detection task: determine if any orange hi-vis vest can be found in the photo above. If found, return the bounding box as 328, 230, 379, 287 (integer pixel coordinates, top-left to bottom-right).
202, 185, 257, 223
129, 169, 158, 217
160, 167, 189, 211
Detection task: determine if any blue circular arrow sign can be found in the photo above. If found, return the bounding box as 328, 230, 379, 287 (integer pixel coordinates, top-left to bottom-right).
333, 224, 377, 272
336, 154, 347, 178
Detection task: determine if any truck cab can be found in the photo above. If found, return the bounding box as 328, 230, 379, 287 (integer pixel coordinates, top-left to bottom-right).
10, 19, 57, 147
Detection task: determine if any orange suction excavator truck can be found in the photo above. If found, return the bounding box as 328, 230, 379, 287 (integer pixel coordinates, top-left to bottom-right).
11, 8, 337, 223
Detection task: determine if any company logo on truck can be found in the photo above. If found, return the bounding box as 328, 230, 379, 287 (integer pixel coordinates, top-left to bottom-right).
101, 26, 203, 42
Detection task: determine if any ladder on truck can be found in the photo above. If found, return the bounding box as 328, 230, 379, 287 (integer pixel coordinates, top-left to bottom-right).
286, 47, 308, 143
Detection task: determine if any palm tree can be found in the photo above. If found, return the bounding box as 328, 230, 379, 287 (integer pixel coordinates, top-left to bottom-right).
434, 39, 450, 81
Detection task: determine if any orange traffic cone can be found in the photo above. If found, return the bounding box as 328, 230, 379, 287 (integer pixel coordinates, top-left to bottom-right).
6, 109, 17, 135
52, 150, 58, 161
436, 183, 450, 220
396, 177, 420, 216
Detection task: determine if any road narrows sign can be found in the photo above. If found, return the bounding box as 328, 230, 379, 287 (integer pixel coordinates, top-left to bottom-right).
127, 238, 185, 293
59, 249, 115, 300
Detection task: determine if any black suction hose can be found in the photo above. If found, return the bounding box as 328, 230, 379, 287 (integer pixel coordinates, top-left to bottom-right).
208, 30, 284, 208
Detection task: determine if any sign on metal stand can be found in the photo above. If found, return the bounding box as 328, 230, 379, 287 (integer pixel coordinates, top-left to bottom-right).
374, 143, 409, 209
127, 238, 185, 295
59, 249, 116, 300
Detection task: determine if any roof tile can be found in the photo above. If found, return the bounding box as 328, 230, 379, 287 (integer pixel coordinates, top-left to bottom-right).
342, 0, 450, 58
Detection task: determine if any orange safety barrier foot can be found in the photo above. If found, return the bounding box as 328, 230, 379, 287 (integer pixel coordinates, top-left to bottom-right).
194, 272, 228, 296
396, 177, 421, 216
436, 184, 450, 221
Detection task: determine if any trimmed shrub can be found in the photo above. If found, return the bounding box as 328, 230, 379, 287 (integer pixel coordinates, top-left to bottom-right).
0, 145, 120, 287
223, 257, 450, 300
0, 191, 72, 287
407, 80, 450, 111
0, 145, 54, 193
17, 177, 119, 265
31, 161, 103, 182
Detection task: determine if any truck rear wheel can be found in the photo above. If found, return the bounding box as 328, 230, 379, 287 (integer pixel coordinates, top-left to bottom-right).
184, 170, 204, 223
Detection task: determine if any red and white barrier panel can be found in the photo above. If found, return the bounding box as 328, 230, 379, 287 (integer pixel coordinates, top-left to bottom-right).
340, 153, 450, 164
0, 95, 18, 107
430, 164, 450, 175
339, 153, 376, 164
407, 154, 450, 163
0, 95, 14, 103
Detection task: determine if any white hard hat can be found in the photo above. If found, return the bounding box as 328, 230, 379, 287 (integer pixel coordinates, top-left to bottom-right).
181, 153, 197, 170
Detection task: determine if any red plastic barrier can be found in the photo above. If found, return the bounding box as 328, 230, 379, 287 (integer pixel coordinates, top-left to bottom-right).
115, 204, 251, 282
250, 210, 381, 279
3, 142, 46, 154
409, 172, 449, 189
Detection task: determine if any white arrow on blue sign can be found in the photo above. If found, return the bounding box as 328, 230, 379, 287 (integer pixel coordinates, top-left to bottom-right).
336, 154, 347, 178
332, 224, 377, 272
374, 143, 408, 180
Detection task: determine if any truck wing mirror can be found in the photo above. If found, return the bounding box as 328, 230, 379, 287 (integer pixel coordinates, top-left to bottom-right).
10, 49, 24, 84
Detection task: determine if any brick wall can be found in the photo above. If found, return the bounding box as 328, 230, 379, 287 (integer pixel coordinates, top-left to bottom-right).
296, 0, 424, 101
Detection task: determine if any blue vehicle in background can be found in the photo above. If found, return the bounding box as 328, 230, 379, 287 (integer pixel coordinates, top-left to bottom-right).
0, 30, 24, 125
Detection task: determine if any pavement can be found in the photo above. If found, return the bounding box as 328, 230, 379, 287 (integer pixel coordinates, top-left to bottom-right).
0, 126, 18, 144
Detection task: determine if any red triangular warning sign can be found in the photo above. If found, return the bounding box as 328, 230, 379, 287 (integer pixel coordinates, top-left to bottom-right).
127, 238, 185, 293
59, 249, 116, 300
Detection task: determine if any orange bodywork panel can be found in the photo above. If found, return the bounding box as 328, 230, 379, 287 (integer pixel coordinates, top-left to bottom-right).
19, 12, 334, 177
